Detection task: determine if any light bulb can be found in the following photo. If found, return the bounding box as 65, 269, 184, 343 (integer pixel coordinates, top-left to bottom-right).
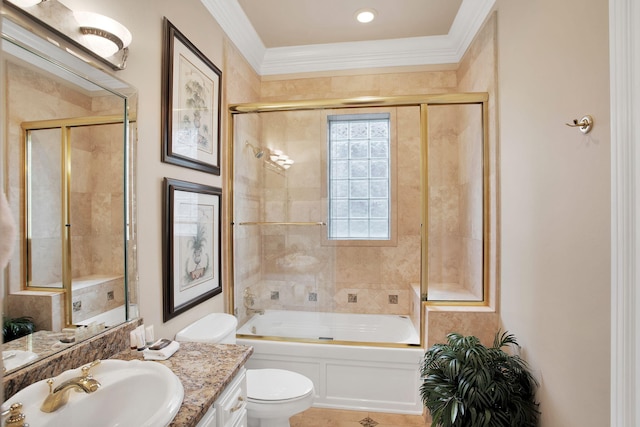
355, 9, 376, 24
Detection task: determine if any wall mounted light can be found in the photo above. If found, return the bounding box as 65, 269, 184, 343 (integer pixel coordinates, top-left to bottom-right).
5, 0, 131, 70
75, 11, 132, 58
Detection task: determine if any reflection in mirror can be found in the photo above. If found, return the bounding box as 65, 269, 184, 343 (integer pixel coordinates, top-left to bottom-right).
1, 11, 138, 374
23, 120, 127, 326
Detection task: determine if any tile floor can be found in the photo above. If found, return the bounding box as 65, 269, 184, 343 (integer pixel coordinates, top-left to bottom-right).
290, 408, 430, 427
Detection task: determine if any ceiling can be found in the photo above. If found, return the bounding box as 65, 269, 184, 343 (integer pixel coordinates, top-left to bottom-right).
201, 0, 496, 76
236, 0, 463, 48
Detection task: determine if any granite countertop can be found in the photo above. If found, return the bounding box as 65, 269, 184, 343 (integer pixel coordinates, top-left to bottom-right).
110, 342, 253, 427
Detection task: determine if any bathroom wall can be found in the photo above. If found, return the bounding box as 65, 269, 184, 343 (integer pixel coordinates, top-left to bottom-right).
497, 0, 610, 426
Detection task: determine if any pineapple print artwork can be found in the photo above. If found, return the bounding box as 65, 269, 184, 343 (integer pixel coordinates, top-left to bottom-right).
181, 205, 213, 290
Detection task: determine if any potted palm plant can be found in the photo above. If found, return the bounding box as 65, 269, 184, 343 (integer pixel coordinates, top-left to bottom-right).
3, 316, 35, 342
420, 331, 540, 427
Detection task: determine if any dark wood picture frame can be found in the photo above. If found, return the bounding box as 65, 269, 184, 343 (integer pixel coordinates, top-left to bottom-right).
163, 178, 222, 321
161, 18, 222, 175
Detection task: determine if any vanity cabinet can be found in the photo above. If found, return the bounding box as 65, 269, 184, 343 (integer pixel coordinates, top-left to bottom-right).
196, 368, 247, 427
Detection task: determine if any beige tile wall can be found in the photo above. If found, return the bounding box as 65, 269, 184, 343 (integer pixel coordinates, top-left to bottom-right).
456, 13, 499, 310
224, 39, 263, 324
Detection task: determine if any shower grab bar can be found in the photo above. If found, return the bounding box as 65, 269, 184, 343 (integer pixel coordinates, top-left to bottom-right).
237, 221, 326, 226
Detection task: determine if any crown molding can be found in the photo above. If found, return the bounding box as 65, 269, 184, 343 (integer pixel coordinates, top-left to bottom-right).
200, 0, 266, 72
201, 0, 495, 76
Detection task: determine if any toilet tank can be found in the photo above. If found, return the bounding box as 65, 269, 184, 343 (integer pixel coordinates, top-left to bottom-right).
175, 313, 238, 344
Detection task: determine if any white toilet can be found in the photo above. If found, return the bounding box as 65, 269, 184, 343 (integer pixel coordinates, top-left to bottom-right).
175, 313, 314, 427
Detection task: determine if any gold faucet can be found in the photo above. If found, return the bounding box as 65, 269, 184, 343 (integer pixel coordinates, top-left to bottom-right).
40, 360, 101, 413
2, 402, 28, 426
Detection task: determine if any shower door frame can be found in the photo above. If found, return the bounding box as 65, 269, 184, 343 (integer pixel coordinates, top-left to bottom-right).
225, 93, 491, 348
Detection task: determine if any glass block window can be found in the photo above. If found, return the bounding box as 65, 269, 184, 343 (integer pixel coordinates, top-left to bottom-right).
328, 113, 390, 240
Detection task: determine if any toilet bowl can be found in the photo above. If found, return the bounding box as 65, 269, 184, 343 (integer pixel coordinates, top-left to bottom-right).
246, 369, 314, 427
175, 313, 315, 427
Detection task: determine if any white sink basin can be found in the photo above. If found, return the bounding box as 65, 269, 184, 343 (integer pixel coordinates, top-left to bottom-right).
2, 359, 184, 427
2, 350, 39, 371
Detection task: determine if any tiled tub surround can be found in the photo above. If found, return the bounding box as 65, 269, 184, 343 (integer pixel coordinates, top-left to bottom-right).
3, 318, 141, 399
111, 343, 253, 427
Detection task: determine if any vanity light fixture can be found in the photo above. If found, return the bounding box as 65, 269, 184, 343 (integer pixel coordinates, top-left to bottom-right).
355, 8, 377, 24
4, 0, 131, 70
74, 11, 132, 58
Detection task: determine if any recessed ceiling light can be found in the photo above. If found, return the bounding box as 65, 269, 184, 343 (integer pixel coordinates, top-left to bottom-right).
355, 8, 377, 24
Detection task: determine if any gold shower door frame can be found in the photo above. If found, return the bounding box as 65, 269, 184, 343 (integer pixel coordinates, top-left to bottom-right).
226, 93, 490, 348
22, 115, 130, 327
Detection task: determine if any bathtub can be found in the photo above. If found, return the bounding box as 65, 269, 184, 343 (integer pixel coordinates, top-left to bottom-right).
237, 310, 424, 414
237, 309, 420, 344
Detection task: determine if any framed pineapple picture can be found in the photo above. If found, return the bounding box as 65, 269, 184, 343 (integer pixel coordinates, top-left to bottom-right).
163, 178, 222, 321
161, 18, 221, 175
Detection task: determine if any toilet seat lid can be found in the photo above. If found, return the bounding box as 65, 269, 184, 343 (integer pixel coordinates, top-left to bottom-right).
247, 369, 314, 401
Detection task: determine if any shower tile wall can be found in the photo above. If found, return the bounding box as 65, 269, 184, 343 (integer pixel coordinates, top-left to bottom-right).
224, 39, 264, 323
